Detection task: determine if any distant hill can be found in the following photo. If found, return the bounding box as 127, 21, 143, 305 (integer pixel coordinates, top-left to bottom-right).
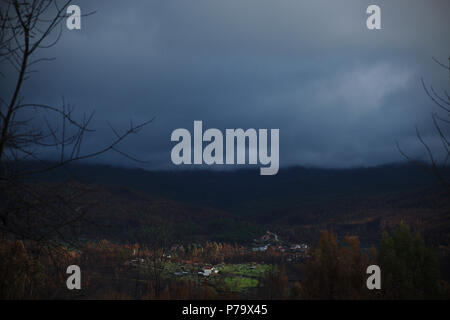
17, 161, 449, 245
28, 162, 446, 213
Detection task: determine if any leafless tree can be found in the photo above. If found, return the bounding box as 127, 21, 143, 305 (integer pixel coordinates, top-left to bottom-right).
133, 221, 173, 298
398, 57, 450, 196
0, 0, 151, 268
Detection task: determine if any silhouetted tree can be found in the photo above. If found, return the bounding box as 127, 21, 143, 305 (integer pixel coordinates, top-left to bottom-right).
300, 231, 376, 299
398, 57, 450, 196
0, 0, 151, 298
378, 223, 441, 299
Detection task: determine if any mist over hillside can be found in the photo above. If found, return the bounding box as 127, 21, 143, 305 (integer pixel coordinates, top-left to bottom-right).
9, 161, 444, 246
28, 162, 446, 213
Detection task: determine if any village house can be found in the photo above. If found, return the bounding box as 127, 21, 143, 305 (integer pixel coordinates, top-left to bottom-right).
252, 245, 268, 252
290, 243, 309, 252
198, 266, 219, 276
260, 231, 279, 242
126, 258, 145, 268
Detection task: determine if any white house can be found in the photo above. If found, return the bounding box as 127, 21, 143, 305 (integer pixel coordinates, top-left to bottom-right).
198, 266, 219, 276
252, 245, 268, 252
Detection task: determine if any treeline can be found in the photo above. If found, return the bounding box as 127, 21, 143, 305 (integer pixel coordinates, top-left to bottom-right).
298, 224, 447, 299
169, 241, 286, 265
0, 224, 448, 299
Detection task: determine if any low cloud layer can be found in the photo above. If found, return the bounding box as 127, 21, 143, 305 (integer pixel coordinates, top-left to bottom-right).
1, 0, 449, 170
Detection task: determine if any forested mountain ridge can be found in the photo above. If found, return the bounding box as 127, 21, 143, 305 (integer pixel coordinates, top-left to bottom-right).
18, 161, 449, 246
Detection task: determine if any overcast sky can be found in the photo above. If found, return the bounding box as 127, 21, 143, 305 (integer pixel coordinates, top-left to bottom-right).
1, 0, 450, 170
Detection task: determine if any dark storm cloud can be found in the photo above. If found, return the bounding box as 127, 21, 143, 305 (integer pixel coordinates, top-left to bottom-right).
2, 0, 449, 169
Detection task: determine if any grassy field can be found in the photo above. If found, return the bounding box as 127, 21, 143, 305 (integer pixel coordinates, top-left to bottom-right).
218, 263, 277, 292
154, 262, 278, 293
223, 276, 259, 292
219, 263, 276, 277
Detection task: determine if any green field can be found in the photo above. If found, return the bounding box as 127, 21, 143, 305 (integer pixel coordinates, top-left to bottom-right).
223, 276, 259, 291
155, 262, 278, 293
218, 263, 277, 292
219, 263, 276, 277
